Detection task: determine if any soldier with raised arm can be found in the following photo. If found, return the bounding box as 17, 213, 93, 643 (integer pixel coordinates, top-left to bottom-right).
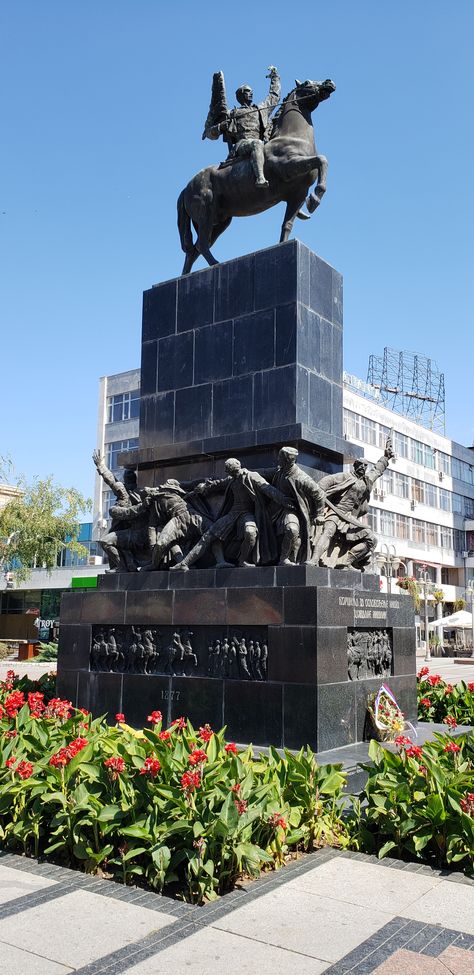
92, 450, 150, 571
203, 66, 280, 187
312, 437, 395, 570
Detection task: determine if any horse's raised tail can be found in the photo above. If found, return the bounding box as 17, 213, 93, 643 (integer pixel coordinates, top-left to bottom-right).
177, 190, 193, 255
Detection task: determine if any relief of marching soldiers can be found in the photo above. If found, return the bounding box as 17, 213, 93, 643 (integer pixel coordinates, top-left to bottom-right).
93, 437, 394, 574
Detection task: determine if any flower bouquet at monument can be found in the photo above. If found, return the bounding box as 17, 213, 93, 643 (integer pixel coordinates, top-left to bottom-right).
366, 683, 414, 742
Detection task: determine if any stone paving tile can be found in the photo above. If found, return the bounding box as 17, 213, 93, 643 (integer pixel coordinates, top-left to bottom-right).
0, 863, 57, 905
439, 945, 474, 973
0, 888, 174, 969
120, 926, 331, 975
288, 857, 442, 914
0, 941, 73, 975
213, 884, 392, 964
370, 947, 447, 973
401, 880, 474, 934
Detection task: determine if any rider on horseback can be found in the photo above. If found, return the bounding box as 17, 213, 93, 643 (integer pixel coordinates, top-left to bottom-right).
204, 67, 280, 188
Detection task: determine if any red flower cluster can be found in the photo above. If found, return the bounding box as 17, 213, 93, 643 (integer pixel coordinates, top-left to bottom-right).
44, 698, 73, 720
394, 735, 411, 747
5, 691, 25, 718
49, 737, 88, 768
444, 684, 454, 695
104, 756, 126, 778
4, 729, 17, 739
225, 742, 237, 754
267, 812, 288, 831
115, 713, 125, 723
158, 729, 172, 743
405, 745, 423, 759
180, 769, 201, 793
139, 755, 161, 778
428, 674, 442, 687
419, 697, 431, 707
468, 682, 474, 692
234, 799, 248, 815
460, 793, 474, 817
188, 748, 208, 766
443, 715, 457, 728
198, 724, 213, 742
5, 756, 16, 768
147, 710, 162, 725
444, 742, 461, 754
231, 782, 241, 793
171, 716, 186, 731
417, 666, 429, 678
27, 692, 45, 717
16, 760, 34, 780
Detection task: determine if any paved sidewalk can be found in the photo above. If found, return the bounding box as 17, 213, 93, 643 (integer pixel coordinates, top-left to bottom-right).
416, 655, 474, 683
0, 848, 472, 974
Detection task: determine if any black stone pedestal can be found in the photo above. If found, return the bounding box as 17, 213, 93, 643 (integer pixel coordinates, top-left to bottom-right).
57, 567, 416, 750
58, 240, 417, 750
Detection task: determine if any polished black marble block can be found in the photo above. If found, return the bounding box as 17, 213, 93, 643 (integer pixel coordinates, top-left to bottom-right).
58, 570, 416, 751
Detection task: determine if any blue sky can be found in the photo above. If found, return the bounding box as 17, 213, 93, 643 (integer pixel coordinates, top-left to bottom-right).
1, 1, 473, 503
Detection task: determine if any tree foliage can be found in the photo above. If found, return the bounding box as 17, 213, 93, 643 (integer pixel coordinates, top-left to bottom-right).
0, 458, 91, 582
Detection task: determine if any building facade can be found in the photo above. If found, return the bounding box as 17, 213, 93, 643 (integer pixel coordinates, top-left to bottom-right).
93, 368, 140, 538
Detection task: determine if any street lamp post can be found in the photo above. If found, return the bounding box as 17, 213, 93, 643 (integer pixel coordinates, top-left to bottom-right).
375, 543, 406, 596
466, 580, 474, 657
418, 567, 435, 662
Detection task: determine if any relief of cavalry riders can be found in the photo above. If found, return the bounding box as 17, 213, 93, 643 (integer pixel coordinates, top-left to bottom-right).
177, 67, 336, 273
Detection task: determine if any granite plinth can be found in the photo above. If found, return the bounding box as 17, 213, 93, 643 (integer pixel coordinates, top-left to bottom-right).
57, 569, 417, 750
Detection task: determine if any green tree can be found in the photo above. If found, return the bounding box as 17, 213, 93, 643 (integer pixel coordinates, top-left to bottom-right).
0, 458, 91, 583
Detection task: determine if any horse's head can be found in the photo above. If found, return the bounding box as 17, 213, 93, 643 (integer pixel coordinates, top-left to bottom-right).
294, 78, 336, 109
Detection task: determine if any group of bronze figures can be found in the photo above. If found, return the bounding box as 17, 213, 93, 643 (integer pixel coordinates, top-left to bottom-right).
90, 625, 268, 681
93, 440, 394, 573
347, 629, 393, 681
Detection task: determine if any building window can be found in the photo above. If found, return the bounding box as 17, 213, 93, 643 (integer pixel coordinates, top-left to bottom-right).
464, 497, 474, 518
425, 522, 438, 547
366, 506, 378, 532
439, 488, 450, 512
412, 519, 426, 544
393, 432, 408, 458
107, 390, 140, 424
412, 479, 425, 504
411, 440, 424, 466
378, 471, 393, 495
440, 526, 453, 549
343, 409, 360, 441
438, 452, 451, 475
105, 438, 139, 472
378, 423, 391, 449
452, 493, 463, 515
424, 445, 436, 470
395, 513, 410, 540
454, 529, 466, 554
394, 472, 409, 499
424, 483, 437, 508
380, 510, 395, 537
360, 415, 377, 445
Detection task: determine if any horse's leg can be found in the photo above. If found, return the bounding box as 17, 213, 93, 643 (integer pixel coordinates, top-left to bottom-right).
194, 190, 220, 268
278, 154, 321, 181
306, 155, 328, 213
182, 245, 199, 275
209, 217, 232, 246
280, 195, 306, 243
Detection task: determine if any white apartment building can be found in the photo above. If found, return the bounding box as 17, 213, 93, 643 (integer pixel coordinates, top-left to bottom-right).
93, 369, 474, 612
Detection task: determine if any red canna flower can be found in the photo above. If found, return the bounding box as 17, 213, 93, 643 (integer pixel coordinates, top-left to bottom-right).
158, 729, 172, 742
171, 716, 186, 731
225, 742, 237, 754
460, 793, 474, 817
49, 747, 72, 768
198, 724, 213, 742
267, 812, 288, 830
28, 692, 45, 717
419, 697, 431, 707
180, 769, 201, 793
234, 799, 248, 815
428, 674, 442, 687
139, 755, 161, 778
188, 749, 208, 766
147, 710, 162, 725
78, 708, 90, 716
104, 756, 126, 779
467, 682, 474, 692
68, 737, 88, 756
405, 745, 423, 759
394, 735, 411, 747
417, 666, 429, 678
4, 730, 17, 739
115, 713, 125, 723
5, 756, 16, 768
4, 690, 25, 718
444, 742, 460, 754
443, 715, 457, 728
44, 698, 73, 720
231, 782, 241, 793
16, 760, 34, 780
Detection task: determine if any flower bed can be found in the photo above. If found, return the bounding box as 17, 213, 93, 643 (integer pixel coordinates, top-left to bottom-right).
417, 667, 474, 726
0, 671, 348, 903
350, 732, 474, 872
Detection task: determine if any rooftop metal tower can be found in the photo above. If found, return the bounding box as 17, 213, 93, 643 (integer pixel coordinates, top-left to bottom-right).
366, 348, 446, 434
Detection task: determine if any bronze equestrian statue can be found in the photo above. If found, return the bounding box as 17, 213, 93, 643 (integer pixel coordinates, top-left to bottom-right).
177, 69, 335, 273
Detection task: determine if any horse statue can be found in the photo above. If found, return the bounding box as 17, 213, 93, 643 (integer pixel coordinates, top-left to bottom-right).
177, 77, 336, 274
